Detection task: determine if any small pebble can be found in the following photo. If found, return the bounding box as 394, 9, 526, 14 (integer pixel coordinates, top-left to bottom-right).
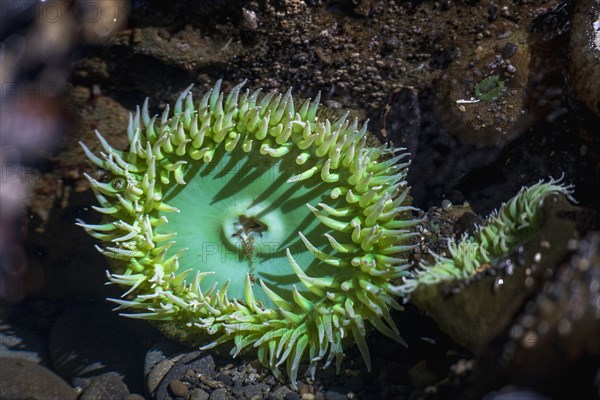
284, 392, 301, 400
324, 388, 348, 400
210, 387, 229, 400
190, 388, 210, 400
441, 199, 452, 211
169, 379, 189, 397
344, 376, 364, 392
270, 386, 292, 400
241, 8, 258, 30
215, 373, 233, 386
502, 42, 518, 58
124, 395, 145, 400
0, 357, 78, 400
297, 382, 311, 395
79, 372, 129, 400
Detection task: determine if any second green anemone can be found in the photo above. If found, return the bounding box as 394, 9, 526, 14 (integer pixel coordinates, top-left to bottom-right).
77, 80, 421, 385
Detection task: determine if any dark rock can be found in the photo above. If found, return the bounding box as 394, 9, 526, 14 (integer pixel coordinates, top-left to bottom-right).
284, 392, 301, 400
344, 376, 364, 392
487, 6, 498, 22
291, 52, 309, 66
0, 357, 78, 400
408, 360, 438, 388
124, 395, 146, 400
154, 351, 216, 400
215, 372, 233, 386
410, 196, 581, 351
324, 387, 348, 400
471, 232, 600, 399
168, 379, 189, 397
501, 43, 518, 59
144, 339, 186, 377
231, 382, 269, 399
369, 86, 420, 156
49, 305, 160, 394
569, 0, 600, 116
209, 387, 230, 400
147, 354, 185, 397
190, 388, 210, 400
269, 385, 292, 400
0, 322, 49, 364
296, 381, 310, 395
484, 388, 550, 400
384, 37, 400, 51
79, 372, 130, 400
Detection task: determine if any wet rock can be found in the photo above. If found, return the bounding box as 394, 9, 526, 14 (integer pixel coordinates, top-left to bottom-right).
124, 395, 146, 400
284, 392, 301, 400
435, 29, 566, 146
209, 387, 230, 400
569, 0, 600, 116
144, 339, 187, 380
414, 202, 479, 263
470, 232, 600, 399
79, 372, 130, 400
344, 376, 364, 392
23, 88, 132, 302
24, 190, 117, 301
146, 354, 186, 397
483, 388, 551, 400
410, 194, 581, 351
168, 379, 188, 397
368, 86, 421, 155
27, 86, 130, 234
60, 86, 130, 194
297, 381, 311, 396
240, 8, 258, 30
408, 360, 439, 389
49, 305, 160, 394
122, 25, 242, 71
324, 387, 348, 400
0, 322, 49, 364
153, 351, 216, 400
269, 385, 292, 400
190, 388, 210, 400
0, 357, 78, 400
231, 381, 269, 398
215, 372, 233, 386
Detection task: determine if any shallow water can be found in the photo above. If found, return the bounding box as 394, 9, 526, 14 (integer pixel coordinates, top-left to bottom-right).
1, 1, 599, 399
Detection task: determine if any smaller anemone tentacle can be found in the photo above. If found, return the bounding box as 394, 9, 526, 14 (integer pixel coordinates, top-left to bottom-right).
400, 178, 574, 294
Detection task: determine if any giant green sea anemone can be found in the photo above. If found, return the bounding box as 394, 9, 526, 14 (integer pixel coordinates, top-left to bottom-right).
77, 80, 421, 385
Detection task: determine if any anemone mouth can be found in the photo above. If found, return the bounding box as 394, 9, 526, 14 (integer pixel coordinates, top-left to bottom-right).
77, 80, 420, 386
